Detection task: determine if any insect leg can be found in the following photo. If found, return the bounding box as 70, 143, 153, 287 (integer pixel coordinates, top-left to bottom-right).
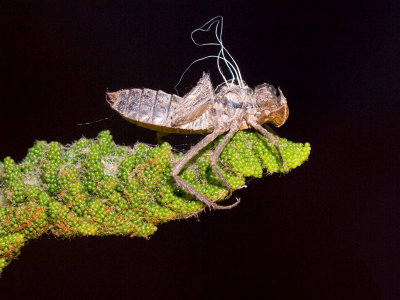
263, 124, 280, 139
248, 121, 285, 170
209, 125, 240, 199
156, 132, 169, 145
171, 130, 240, 210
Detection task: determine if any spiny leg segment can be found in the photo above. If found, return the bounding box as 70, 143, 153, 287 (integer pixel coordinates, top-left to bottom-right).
171, 128, 240, 210
248, 120, 285, 169
209, 123, 241, 199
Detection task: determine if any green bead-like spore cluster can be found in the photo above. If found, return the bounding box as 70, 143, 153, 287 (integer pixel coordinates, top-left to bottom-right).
0, 130, 310, 275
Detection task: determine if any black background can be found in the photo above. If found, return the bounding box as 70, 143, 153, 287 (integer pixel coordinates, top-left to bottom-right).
0, 1, 398, 299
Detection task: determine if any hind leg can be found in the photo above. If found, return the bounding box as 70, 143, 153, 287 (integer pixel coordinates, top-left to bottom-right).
156, 132, 169, 145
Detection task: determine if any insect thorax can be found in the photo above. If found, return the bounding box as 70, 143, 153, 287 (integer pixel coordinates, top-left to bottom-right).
211, 83, 256, 129
212, 81, 289, 129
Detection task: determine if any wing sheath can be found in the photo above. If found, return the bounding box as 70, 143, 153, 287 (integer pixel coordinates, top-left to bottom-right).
171, 73, 215, 126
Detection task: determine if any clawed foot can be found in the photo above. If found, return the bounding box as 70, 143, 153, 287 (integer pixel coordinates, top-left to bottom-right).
208, 197, 240, 210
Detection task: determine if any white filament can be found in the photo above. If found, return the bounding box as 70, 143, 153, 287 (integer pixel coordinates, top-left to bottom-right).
174, 16, 245, 93
76, 116, 110, 126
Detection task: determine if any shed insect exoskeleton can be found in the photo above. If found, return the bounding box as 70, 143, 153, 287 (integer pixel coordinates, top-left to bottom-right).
106, 73, 288, 209
107, 16, 289, 209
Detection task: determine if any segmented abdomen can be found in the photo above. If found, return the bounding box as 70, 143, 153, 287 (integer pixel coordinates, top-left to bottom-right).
107, 88, 213, 134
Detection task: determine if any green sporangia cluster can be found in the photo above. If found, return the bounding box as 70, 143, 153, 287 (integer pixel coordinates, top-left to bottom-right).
0, 130, 310, 275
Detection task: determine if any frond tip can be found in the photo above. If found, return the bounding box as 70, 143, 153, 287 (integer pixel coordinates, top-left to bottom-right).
0, 130, 310, 275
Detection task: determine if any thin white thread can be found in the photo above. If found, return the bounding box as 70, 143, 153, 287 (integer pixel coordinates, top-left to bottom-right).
190, 16, 244, 86
76, 116, 110, 126
174, 16, 244, 93
208, 16, 244, 88
190, 17, 235, 85
174, 55, 241, 92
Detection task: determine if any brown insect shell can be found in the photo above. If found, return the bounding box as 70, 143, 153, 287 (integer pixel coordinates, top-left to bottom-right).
254, 85, 289, 128
215, 81, 289, 129
214, 81, 254, 131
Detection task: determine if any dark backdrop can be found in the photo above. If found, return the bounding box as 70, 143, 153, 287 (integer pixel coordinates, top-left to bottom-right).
0, 1, 398, 299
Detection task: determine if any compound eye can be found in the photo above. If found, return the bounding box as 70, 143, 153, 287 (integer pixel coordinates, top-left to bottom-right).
255, 84, 277, 108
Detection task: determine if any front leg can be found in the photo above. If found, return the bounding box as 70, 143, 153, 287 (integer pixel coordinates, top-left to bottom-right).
171, 129, 240, 210
247, 119, 285, 170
